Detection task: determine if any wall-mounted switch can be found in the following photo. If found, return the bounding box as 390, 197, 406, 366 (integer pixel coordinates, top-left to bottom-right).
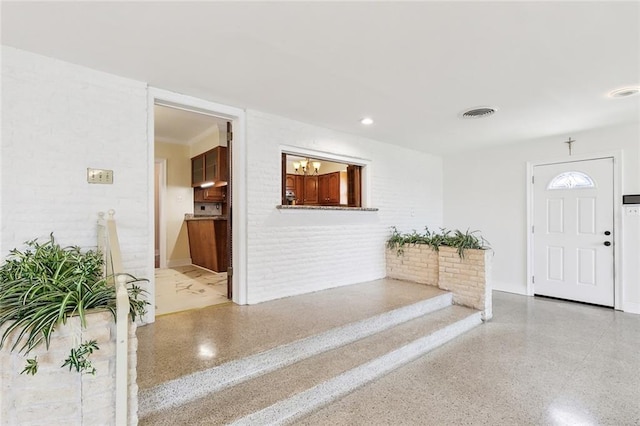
87, 168, 113, 184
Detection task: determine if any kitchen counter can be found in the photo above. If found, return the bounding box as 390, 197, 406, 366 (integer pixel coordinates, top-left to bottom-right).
185, 215, 228, 272
184, 214, 228, 221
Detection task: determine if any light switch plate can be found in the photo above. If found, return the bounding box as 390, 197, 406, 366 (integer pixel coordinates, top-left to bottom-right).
87, 168, 113, 184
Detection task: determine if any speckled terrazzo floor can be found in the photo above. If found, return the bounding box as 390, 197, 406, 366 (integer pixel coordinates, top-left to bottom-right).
137, 286, 640, 425
294, 292, 640, 425
154, 266, 228, 316
137, 278, 446, 390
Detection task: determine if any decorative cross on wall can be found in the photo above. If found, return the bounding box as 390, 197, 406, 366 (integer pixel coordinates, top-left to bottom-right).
565, 137, 575, 155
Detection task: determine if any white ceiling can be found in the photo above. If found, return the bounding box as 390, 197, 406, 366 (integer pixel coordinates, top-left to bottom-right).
2, 2, 639, 155
154, 105, 228, 145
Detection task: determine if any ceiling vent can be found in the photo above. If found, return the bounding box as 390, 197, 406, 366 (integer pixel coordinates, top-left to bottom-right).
608, 87, 640, 98
460, 106, 497, 119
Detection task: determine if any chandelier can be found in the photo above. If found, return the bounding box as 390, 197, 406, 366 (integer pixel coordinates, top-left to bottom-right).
293, 158, 321, 175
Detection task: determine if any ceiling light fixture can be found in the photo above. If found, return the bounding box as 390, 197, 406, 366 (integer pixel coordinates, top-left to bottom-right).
608, 87, 640, 98
293, 158, 321, 175
460, 106, 498, 119
360, 117, 374, 125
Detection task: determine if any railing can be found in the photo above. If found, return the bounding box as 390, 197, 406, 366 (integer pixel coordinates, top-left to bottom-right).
97, 210, 130, 425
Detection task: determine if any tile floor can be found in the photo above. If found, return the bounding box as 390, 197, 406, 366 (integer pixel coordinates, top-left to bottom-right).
154, 265, 228, 316
138, 282, 640, 425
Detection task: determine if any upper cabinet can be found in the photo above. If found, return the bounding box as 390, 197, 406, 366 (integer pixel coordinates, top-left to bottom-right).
192, 146, 228, 187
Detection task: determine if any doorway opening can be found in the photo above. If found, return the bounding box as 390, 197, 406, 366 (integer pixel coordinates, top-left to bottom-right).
527, 155, 621, 309
153, 104, 233, 316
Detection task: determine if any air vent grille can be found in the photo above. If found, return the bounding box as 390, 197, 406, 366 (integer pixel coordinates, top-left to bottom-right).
609, 88, 639, 98
461, 107, 497, 119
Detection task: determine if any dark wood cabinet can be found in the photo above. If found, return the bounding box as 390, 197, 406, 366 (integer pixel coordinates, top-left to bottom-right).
194, 186, 226, 203
186, 219, 228, 273
286, 174, 295, 191
318, 172, 342, 204
285, 172, 346, 205
303, 176, 319, 204
192, 146, 228, 187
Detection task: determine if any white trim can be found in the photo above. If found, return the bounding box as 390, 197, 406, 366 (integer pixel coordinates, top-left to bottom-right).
155, 158, 168, 270
148, 88, 248, 319
280, 144, 373, 208
526, 150, 623, 310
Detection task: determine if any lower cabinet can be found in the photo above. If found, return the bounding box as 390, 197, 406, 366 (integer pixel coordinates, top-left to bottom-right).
186, 219, 228, 273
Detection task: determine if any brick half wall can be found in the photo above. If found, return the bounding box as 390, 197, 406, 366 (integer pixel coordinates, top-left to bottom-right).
0, 311, 138, 425
386, 245, 492, 320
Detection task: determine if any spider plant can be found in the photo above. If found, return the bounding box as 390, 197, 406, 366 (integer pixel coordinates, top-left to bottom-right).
387, 226, 490, 258
0, 234, 148, 374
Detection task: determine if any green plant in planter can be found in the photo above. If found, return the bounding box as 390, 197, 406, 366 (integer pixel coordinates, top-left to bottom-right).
387, 226, 490, 258
0, 234, 148, 375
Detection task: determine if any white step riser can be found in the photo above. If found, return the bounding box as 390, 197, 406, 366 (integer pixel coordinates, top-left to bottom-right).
139, 292, 453, 417
231, 311, 483, 426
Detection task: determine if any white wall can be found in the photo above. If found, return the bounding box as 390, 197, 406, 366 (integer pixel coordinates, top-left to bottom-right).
443, 122, 640, 313
154, 142, 193, 266
245, 110, 443, 303
1, 47, 151, 294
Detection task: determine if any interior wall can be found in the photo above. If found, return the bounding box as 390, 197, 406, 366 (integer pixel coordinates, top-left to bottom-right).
245, 110, 443, 304
154, 141, 193, 266
1, 46, 151, 294
443, 122, 640, 313
190, 126, 220, 158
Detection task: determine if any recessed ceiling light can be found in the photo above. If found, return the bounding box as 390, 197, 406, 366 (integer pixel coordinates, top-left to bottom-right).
459, 106, 498, 119
360, 117, 374, 125
608, 87, 640, 98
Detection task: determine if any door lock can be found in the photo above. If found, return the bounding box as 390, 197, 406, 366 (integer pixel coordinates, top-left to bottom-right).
604, 231, 611, 236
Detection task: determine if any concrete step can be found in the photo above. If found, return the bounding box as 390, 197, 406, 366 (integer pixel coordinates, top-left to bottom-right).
138, 291, 452, 419
140, 303, 482, 425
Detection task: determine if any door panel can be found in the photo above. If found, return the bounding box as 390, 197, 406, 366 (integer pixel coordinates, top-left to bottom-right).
533, 158, 614, 306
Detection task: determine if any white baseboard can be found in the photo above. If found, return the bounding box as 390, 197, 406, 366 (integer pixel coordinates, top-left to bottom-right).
491, 281, 528, 296
167, 258, 192, 268
623, 301, 640, 315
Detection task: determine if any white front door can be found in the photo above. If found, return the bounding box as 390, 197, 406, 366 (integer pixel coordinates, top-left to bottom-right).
533, 158, 614, 306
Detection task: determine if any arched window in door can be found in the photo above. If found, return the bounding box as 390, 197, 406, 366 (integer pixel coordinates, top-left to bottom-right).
547, 171, 595, 190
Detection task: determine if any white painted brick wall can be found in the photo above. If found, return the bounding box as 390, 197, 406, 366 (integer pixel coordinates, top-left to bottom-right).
245, 110, 443, 303
1, 47, 151, 297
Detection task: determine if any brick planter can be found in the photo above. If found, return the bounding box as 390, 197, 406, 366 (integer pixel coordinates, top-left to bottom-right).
0, 311, 138, 425
386, 244, 439, 286
386, 245, 492, 320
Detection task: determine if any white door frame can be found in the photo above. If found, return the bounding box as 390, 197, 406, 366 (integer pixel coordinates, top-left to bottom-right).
155, 158, 168, 269
146, 87, 248, 323
526, 151, 623, 310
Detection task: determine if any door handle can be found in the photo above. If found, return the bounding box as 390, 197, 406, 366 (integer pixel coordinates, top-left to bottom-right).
604, 241, 611, 247
604, 231, 611, 236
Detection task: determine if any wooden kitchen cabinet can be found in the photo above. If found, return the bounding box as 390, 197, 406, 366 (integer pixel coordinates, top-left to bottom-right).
194, 186, 226, 203
318, 172, 343, 205
284, 172, 346, 205
186, 218, 228, 273
286, 174, 305, 204
303, 176, 319, 204
192, 146, 228, 187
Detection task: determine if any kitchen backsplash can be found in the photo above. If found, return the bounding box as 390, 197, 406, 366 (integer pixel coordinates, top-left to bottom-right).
194, 202, 223, 216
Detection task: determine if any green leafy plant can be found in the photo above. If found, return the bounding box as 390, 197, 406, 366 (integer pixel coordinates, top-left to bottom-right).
62, 340, 99, 374
387, 226, 490, 258
0, 234, 148, 374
